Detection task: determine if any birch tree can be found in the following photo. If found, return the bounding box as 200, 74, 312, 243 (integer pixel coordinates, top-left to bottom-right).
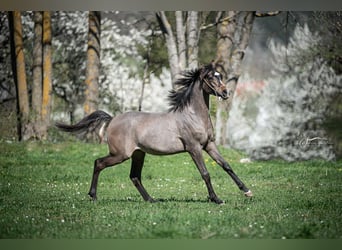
84, 11, 101, 114
157, 11, 200, 85
187, 11, 199, 69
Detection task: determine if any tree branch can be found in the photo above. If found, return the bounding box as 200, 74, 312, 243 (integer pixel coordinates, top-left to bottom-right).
255, 11, 281, 17
200, 12, 238, 31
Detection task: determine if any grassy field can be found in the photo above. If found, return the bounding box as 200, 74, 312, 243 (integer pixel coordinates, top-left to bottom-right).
0, 140, 341, 239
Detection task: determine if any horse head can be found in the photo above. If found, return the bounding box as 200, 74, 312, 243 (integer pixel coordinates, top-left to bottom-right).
200, 62, 229, 100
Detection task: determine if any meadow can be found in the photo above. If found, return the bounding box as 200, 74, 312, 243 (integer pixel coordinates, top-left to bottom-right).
0, 141, 341, 239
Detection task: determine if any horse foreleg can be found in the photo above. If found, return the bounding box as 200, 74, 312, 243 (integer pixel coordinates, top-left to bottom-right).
88, 154, 128, 201
189, 148, 223, 204
130, 150, 155, 202
205, 142, 253, 197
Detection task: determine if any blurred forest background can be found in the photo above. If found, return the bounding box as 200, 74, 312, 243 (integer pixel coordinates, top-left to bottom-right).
0, 11, 341, 161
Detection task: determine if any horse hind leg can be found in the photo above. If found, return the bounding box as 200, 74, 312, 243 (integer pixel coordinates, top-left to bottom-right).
130, 150, 155, 202
88, 154, 128, 201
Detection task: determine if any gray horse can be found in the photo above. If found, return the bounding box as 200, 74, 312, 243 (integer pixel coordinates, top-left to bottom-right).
56, 63, 252, 204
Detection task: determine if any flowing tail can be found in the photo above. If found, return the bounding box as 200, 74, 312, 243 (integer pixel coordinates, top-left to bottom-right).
56, 110, 113, 143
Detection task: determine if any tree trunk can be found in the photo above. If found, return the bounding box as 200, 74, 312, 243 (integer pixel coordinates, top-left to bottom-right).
214, 11, 255, 145
175, 11, 186, 70
215, 11, 237, 80
187, 11, 199, 69
41, 11, 52, 137
32, 11, 43, 138
138, 63, 149, 112
214, 11, 237, 145
84, 11, 101, 115
227, 11, 255, 96
8, 11, 29, 141
157, 11, 180, 86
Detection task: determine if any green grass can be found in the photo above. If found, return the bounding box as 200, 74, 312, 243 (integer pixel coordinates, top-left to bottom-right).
0, 141, 341, 239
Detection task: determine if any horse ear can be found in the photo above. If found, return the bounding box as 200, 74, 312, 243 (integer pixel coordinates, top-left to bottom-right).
211, 60, 216, 70
212, 61, 226, 79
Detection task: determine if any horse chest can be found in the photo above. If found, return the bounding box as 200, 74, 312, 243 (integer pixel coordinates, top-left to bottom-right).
180, 117, 214, 147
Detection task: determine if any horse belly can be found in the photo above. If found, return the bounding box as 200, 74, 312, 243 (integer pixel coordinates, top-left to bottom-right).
138, 134, 184, 155
136, 126, 185, 155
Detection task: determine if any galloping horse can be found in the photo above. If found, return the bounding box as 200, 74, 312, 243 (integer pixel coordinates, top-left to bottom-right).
56, 63, 252, 204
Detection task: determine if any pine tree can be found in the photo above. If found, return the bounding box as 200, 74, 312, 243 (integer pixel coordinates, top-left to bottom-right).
8, 11, 29, 140
84, 11, 101, 115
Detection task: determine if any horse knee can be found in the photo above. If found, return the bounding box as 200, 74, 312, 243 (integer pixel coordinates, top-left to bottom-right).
201, 171, 211, 181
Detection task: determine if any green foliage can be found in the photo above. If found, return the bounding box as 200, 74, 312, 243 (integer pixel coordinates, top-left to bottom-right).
1, 141, 341, 238
137, 35, 169, 78
198, 12, 218, 65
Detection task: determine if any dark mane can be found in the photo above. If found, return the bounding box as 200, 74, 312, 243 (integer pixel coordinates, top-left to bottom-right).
168, 68, 201, 112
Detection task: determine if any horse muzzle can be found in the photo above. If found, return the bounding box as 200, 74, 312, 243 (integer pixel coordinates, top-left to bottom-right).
220, 90, 229, 100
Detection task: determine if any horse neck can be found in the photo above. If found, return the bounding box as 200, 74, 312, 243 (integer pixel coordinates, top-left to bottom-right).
188, 82, 210, 119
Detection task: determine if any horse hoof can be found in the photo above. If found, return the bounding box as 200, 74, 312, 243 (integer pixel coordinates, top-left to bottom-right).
209, 197, 224, 204
244, 190, 253, 197
146, 197, 156, 203
217, 199, 225, 205
88, 193, 97, 201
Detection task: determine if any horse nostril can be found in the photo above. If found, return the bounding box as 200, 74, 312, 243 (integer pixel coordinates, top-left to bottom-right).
221, 90, 229, 99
